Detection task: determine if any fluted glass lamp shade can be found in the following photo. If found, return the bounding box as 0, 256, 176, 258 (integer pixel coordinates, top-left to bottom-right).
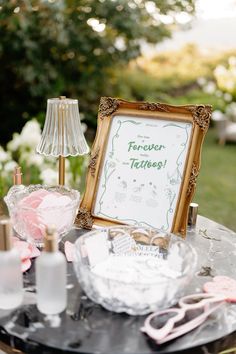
36, 98, 89, 157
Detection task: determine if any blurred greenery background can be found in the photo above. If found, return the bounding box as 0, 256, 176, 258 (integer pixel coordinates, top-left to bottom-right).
1, 0, 236, 230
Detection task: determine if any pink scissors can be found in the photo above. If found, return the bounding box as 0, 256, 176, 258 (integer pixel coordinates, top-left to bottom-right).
141, 293, 226, 345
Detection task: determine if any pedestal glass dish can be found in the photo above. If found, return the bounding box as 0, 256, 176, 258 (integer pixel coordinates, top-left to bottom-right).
73, 226, 197, 315
5, 185, 80, 247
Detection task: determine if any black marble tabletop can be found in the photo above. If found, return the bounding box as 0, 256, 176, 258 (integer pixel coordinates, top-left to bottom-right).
0, 216, 236, 354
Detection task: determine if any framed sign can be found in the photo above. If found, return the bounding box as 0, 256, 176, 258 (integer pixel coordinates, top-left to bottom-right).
76, 97, 211, 236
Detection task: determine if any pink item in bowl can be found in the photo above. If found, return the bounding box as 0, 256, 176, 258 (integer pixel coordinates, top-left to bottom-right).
5, 185, 80, 247
17, 189, 51, 241
64, 241, 75, 262
13, 237, 40, 272
20, 189, 51, 208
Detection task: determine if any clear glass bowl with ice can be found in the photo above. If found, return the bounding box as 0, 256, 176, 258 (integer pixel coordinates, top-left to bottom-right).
73, 226, 197, 315
5, 184, 80, 247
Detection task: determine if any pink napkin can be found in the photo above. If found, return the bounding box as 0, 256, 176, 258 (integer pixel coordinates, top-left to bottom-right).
204, 275, 236, 302
13, 237, 40, 272
64, 241, 75, 262
18, 189, 51, 241
18, 189, 72, 242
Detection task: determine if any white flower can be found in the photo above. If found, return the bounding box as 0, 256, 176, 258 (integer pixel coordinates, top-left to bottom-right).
203, 82, 216, 94
7, 119, 42, 152
228, 56, 236, 67
20, 119, 42, 148
214, 61, 236, 94
40, 168, 58, 185
21, 119, 41, 136
81, 122, 87, 133
214, 65, 227, 77
20, 151, 44, 167
226, 102, 236, 121
4, 160, 18, 172
197, 77, 207, 87
211, 110, 225, 121
215, 90, 223, 97
7, 133, 22, 152
0, 146, 10, 162
224, 93, 232, 102
29, 154, 44, 167
225, 79, 235, 91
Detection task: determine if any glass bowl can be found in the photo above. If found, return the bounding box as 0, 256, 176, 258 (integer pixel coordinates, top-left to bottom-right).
73, 226, 197, 315
4, 184, 80, 247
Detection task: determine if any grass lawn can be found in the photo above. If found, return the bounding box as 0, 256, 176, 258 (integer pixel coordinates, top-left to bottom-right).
193, 127, 236, 231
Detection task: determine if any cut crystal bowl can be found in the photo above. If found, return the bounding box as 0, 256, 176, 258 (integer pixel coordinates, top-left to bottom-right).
5, 184, 80, 247
73, 226, 197, 315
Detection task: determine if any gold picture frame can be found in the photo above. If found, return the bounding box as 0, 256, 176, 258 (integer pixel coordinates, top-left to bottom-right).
75, 97, 211, 237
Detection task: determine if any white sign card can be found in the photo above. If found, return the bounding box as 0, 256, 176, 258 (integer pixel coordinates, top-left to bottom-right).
93, 115, 192, 231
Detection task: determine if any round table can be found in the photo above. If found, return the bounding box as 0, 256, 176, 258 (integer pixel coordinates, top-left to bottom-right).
0, 216, 236, 354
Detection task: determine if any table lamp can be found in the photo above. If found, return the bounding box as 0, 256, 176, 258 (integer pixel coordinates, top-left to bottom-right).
36, 96, 89, 185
